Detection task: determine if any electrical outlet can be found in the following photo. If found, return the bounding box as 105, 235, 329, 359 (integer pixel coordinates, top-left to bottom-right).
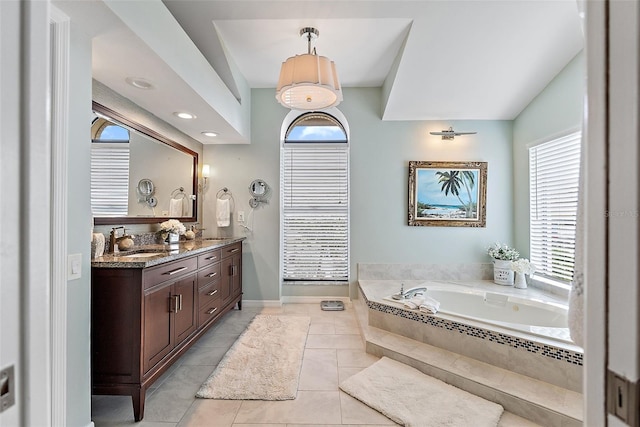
238, 211, 245, 222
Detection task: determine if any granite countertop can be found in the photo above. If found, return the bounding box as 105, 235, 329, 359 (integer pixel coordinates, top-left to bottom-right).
91, 237, 245, 269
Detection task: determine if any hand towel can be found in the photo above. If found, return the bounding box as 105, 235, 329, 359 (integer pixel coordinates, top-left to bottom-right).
169, 198, 183, 217
216, 198, 230, 227
403, 296, 425, 310
419, 296, 441, 315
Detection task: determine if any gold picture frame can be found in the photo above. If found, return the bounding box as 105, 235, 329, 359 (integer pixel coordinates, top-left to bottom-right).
408, 161, 487, 227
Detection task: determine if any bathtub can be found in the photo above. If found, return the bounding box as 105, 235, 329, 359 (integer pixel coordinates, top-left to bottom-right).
360, 279, 583, 392
384, 284, 571, 343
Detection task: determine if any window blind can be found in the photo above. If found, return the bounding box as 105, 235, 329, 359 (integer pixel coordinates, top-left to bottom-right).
282, 143, 349, 282
91, 142, 130, 216
529, 132, 581, 284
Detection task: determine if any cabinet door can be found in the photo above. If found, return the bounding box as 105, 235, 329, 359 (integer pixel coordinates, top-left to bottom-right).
220, 256, 233, 303
174, 274, 197, 344
143, 282, 174, 374
230, 254, 242, 297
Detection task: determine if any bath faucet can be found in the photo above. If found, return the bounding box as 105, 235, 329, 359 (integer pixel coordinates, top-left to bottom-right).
392, 285, 427, 300
109, 226, 132, 253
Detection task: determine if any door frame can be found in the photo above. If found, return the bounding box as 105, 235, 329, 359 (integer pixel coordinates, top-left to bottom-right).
50, 5, 70, 425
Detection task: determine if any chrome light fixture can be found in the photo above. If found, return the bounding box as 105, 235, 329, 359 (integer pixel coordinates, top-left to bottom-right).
275, 27, 342, 110
430, 126, 477, 140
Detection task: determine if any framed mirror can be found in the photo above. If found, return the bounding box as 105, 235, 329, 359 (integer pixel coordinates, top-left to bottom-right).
91, 102, 198, 225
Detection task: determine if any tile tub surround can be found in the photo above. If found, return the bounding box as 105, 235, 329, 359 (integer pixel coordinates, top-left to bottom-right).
358, 280, 583, 392
357, 262, 494, 281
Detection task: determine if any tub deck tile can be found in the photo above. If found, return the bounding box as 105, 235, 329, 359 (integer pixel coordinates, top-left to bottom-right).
353, 290, 583, 427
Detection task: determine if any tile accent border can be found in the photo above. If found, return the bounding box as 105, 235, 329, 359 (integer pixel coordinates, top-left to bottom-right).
359, 283, 583, 367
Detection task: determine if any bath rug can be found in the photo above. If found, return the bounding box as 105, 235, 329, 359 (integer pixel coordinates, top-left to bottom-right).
196, 314, 310, 400
339, 357, 504, 427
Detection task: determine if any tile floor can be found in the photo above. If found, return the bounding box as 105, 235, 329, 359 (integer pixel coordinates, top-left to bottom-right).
91, 302, 538, 426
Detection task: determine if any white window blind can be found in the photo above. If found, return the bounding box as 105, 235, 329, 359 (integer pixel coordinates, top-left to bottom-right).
529, 132, 581, 284
282, 143, 349, 282
91, 142, 130, 216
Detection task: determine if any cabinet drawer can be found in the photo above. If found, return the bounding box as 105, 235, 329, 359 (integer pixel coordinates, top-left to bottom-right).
143, 256, 198, 289
199, 279, 221, 308
198, 297, 222, 326
198, 250, 221, 268
221, 242, 241, 259
197, 263, 221, 287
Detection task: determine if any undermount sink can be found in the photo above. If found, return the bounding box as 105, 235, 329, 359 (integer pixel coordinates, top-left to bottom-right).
121, 252, 165, 258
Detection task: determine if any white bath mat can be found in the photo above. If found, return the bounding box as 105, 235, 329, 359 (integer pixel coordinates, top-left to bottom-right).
339, 357, 504, 427
196, 315, 310, 400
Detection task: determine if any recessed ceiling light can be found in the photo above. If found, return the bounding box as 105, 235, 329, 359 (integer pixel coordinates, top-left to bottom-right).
201, 131, 218, 137
125, 77, 154, 90
173, 111, 196, 120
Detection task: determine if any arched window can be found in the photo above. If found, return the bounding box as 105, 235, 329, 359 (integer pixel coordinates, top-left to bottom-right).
90, 118, 130, 216
281, 112, 349, 284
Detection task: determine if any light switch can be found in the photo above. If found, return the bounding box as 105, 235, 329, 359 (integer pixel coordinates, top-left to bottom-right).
238, 211, 245, 222
68, 253, 82, 280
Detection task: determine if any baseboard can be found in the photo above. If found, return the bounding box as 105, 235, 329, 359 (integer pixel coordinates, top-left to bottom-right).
242, 300, 283, 308
281, 296, 352, 304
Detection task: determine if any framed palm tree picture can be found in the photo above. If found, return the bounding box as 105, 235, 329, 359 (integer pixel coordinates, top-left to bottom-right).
408, 161, 487, 227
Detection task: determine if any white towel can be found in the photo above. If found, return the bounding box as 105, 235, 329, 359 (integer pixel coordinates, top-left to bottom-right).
169, 198, 183, 217
216, 198, 230, 227
403, 296, 425, 310
419, 296, 441, 315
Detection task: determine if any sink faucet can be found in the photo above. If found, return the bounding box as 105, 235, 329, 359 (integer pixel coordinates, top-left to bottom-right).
392, 285, 427, 300
109, 226, 132, 253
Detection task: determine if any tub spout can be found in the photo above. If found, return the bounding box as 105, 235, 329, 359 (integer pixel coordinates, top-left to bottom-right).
391, 286, 427, 300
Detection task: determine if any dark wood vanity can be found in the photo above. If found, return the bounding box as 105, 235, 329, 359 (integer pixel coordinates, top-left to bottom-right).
91, 239, 243, 421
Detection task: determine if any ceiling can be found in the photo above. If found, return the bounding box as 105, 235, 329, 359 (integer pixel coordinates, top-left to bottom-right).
55, 0, 584, 144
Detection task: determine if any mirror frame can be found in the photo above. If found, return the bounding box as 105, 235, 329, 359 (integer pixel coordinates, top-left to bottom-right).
92, 101, 199, 225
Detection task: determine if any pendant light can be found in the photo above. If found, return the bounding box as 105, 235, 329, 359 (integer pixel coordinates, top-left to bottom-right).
275, 27, 342, 110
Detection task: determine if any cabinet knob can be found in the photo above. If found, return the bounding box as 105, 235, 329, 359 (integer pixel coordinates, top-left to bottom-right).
207, 289, 218, 296
206, 272, 218, 278
206, 307, 218, 315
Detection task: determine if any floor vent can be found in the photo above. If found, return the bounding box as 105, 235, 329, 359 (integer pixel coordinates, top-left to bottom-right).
320, 300, 345, 311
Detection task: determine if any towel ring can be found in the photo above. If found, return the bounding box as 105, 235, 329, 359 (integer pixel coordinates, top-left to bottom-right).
216, 187, 235, 210
171, 187, 188, 199
216, 187, 233, 200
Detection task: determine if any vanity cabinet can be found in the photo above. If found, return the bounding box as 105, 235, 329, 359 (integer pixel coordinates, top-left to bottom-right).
91, 241, 243, 422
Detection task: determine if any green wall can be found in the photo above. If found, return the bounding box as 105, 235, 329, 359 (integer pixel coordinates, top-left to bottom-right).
513, 51, 585, 258
204, 87, 514, 300
66, 22, 93, 427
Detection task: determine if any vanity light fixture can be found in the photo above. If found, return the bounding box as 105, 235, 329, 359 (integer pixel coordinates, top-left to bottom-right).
173, 111, 197, 120
275, 27, 342, 110
125, 77, 154, 90
430, 126, 477, 140
201, 131, 218, 137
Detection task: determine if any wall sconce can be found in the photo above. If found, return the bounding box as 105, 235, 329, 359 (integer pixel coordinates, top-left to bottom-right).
429, 126, 477, 140
202, 164, 210, 186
